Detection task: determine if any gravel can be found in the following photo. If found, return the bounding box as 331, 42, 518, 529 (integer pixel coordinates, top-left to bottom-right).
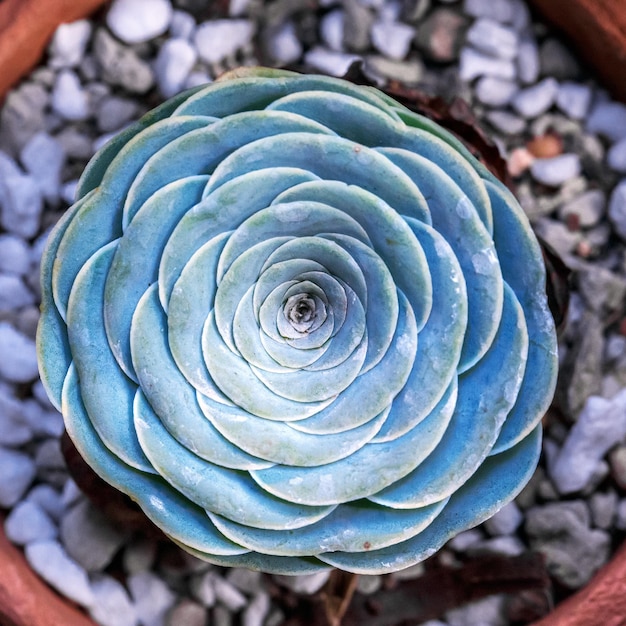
3, 1, 626, 624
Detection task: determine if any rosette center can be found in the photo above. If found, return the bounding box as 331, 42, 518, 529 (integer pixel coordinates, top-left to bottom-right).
283, 293, 326, 334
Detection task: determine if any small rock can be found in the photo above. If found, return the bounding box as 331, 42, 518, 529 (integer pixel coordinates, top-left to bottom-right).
190, 570, 216, 607
556, 82, 592, 120
0, 322, 39, 383
26, 540, 95, 607
446, 595, 506, 626
94, 28, 155, 94
356, 575, 383, 595
185, 70, 213, 90
551, 389, 626, 494
616, 500, 626, 530
609, 446, 626, 490
507, 148, 534, 177
49, 20, 92, 68
55, 126, 94, 160
20, 132, 66, 202
343, 0, 373, 52
0, 391, 32, 447
525, 501, 610, 589
589, 491, 617, 529
226, 568, 262, 595
526, 133, 562, 159
577, 265, 626, 314
459, 47, 515, 82
265, 21, 303, 65
320, 10, 344, 52
123, 537, 158, 574
511, 78, 559, 119
609, 179, 626, 239
517, 36, 540, 84
155, 38, 198, 98
414, 8, 468, 63
170, 10, 196, 40
21, 399, 64, 438
391, 562, 425, 580
465, 18, 518, 60
463, 0, 515, 22
213, 576, 247, 612
274, 570, 330, 595
474, 76, 517, 107
0, 234, 30, 276
370, 20, 415, 60
402, 0, 431, 23
558, 189, 605, 227
60, 499, 128, 571
0, 273, 34, 311
304, 47, 361, 77
107, 0, 173, 44
90, 574, 138, 626
96, 96, 140, 133
540, 38, 580, 80
26, 484, 65, 521
530, 153, 581, 186
212, 605, 233, 626
447, 528, 483, 552
0, 82, 48, 154
242, 592, 270, 626
483, 501, 523, 536
532, 217, 581, 257
128, 571, 177, 626
61, 478, 83, 509
364, 55, 424, 85
51, 70, 89, 121
485, 110, 525, 135
194, 19, 255, 64
166, 599, 206, 626
587, 100, 626, 143
4, 501, 58, 545
466, 535, 526, 557
607, 136, 626, 173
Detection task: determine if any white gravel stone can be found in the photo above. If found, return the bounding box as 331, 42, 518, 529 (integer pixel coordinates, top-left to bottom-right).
530, 154, 581, 186
89, 574, 138, 626
587, 100, 626, 143
556, 82, 592, 120
194, 19, 255, 64
0, 274, 33, 311
185, 70, 213, 90
107, 0, 173, 44
0, 234, 30, 276
0, 447, 36, 507
551, 389, 626, 494
266, 21, 303, 65
466, 18, 518, 60
155, 38, 198, 98
446, 595, 506, 626
370, 20, 415, 60
96, 96, 139, 133
26, 540, 95, 607
485, 110, 526, 135
483, 502, 524, 536
559, 189, 605, 227
4, 501, 58, 545
26, 484, 65, 522
609, 179, 626, 239
463, 0, 515, 22
320, 9, 344, 52
607, 136, 626, 173
60, 499, 128, 571
511, 77, 559, 118
21, 399, 65, 438
0, 391, 32, 447
242, 592, 270, 626
475, 76, 517, 107
61, 478, 83, 509
304, 47, 361, 77
51, 69, 89, 121
226, 568, 262, 595
128, 571, 177, 626
213, 576, 247, 611
20, 132, 65, 202
274, 570, 331, 594
49, 20, 92, 68
61, 179, 79, 204
0, 322, 38, 383
35, 438, 66, 471
170, 10, 196, 40
448, 529, 483, 552
517, 36, 540, 84
459, 47, 516, 82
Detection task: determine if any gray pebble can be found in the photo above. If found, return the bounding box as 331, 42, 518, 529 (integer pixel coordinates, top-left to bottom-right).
356, 574, 382, 595
51, 70, 89, 121
89, 574, 138, 626
0, 391, 32, 447
483, 501, 523, 536
304, 47, 360, 77
589, 491, 617, 529
94, 28, 155, 94
274, 570, 330, 594
609, 179, 626, 239
0, 156, 43, 239
530, 154, 581, 186
128, 571, 177, 626
60, 498, 128, 571
343, 0, 373, 52
465, 18, 518, 60
466, 535, 526, 557
485, 110, 526, 135
402, 0, 431, 22
447, 528, 483, 552
169, 10, 196, 40
607, 136, 626, 173
577, 265, 626, 314
190, 570, 216, 607
532, 217, 581, 257
446, 595, 506, 626
155, 38, 198, 98
459, 47, 516, 82
242, 592, 270, 626
463, 0, 515, 22
61, 477, 83, 509
20, 132, 66, 202
194, 20, 255, 64
166, 599, 206, 626
370, 20, 415, 61
226, 568, 262, 595
48, 20, 92, 69
551, 389, 626, 494
0, 82, 48, 154
4, 500, 58, 545
0, 273, 34, 311
213, 605, 233, 626
97, 96, 140, 133
556, 81, 592, 120
0, 234, 30, 276
525, 501, 610, 588
264, 21, 303, 66
106, 0, 173, 44
414, 8, 468, 63
26, 484, 65, 522
517, 36, 540, 84
587, 100, 626, 143
123, 537, 158, 574
55, 126, 94, 160
474, 76, 517, 107
511, 77, 558, 118
540, 38, 581, 80
21, 399, 64, 438
213, 575, 247, 612
26, 540, 95, 607
364, 55, 424, 85
0, 322, 39, 383
558, 189, 605, 227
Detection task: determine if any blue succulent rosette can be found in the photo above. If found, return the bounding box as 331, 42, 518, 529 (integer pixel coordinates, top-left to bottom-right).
37, 67, 558, 575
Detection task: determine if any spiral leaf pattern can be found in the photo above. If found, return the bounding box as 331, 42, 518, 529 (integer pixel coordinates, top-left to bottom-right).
37, 68, 558, 575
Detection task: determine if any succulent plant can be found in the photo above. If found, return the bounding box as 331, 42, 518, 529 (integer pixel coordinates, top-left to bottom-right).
37, 67, 558, 575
